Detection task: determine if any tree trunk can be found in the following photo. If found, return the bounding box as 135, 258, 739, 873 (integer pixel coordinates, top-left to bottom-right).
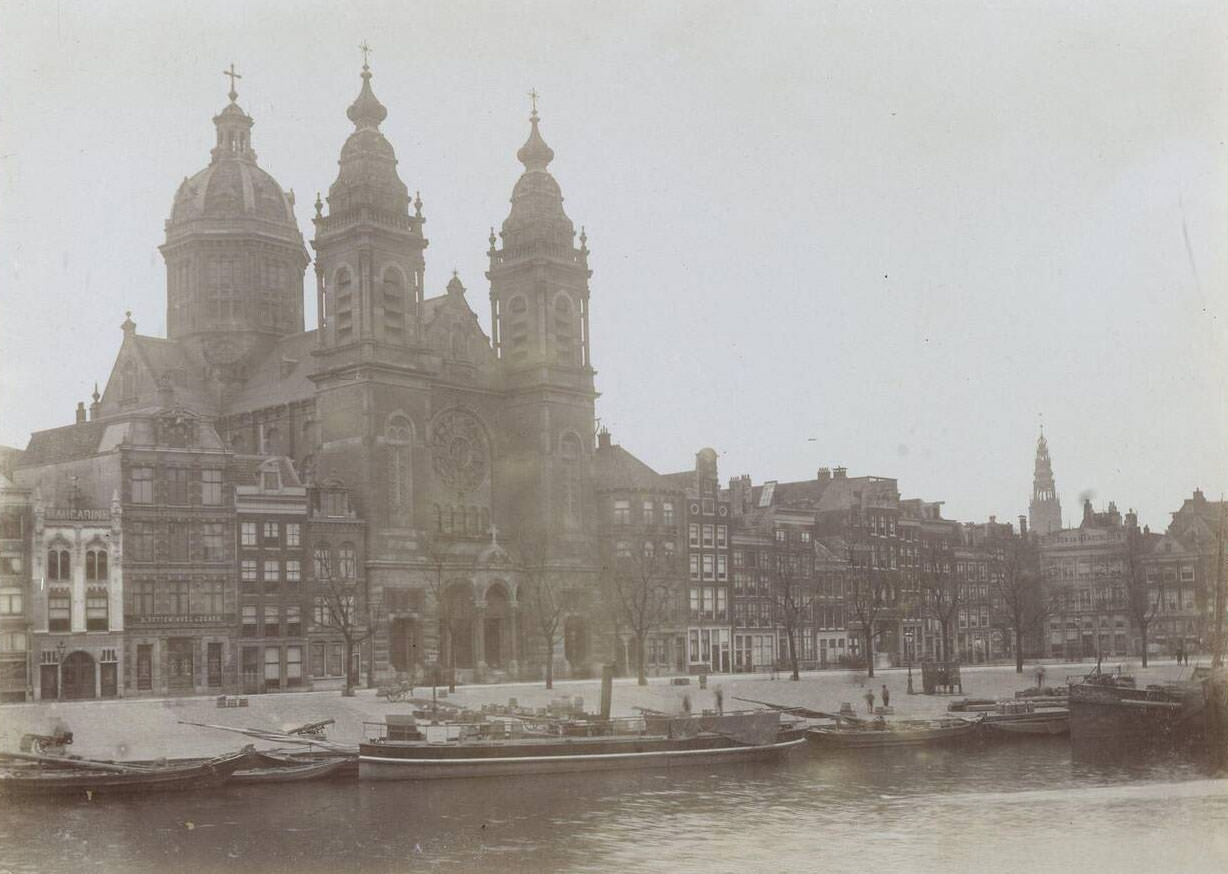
635, 634, 647, 686
864, 626, 875, 678
545, 634, 555, 690
1015, 629, 1025, 674
788, 627, 800, 681
342, 639, 355, 697
1139, 626, 1149, 668
940, 620, 951, 662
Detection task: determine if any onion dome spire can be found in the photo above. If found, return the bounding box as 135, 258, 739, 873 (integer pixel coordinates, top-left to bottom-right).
517, 89, 555, 171
347, 43, 388, 130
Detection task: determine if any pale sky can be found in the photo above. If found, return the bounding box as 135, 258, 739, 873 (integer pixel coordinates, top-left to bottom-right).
2, 0, 1225, 530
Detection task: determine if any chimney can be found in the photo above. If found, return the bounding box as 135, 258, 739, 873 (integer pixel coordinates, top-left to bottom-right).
817, 467, 831, 482
75, 402, 87, 424
596, 427, 612, 450
833, 466, 847, 479
729, 474, 752, 516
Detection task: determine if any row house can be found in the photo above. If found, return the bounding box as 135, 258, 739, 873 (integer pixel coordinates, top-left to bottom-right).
32, 496, 125, 699
663, 449, 732, 675
729, 476, 847, 672
1039, 501, 1135, 660
1145, 488, 1222, 657
592, 431, 687, 677
235, 456, 309, 693
952, 518, 1014, 663
813, 469, 908, 668
0, 472, 32, 702
305, 481, 368, 690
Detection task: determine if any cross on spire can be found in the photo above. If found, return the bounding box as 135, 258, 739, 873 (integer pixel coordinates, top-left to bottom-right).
359, 40, 373, 70
223, 63, 242, 102
528, 87, 539, 118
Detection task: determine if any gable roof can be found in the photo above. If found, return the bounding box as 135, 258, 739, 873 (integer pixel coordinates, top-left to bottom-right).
591, 443, 677, 493
228, 330, 319, 411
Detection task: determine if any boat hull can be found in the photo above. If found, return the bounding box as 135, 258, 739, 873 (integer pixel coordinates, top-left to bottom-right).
0, 750, 254, 797
806, 719, 980, 749
359, 733, 804, 780
1068, 682, 1207, 741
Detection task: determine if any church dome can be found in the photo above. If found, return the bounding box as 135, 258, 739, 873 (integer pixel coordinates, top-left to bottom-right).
501, 110, 574, 249
324, 64, 410, 217
167, 92, 301, 236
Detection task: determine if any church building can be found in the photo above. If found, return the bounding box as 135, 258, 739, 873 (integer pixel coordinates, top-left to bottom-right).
14, 60, 602, 694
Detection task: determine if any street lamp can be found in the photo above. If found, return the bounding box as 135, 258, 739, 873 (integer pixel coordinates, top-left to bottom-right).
55, 640, 66, 701
905, 631, 915, 695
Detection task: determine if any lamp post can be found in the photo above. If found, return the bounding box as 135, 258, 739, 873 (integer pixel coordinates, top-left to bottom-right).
55, 640, 66, 701
905, 630, 915, 694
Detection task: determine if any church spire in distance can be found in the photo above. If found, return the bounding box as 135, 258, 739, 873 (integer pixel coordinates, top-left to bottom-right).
1029, 424, 1063, 535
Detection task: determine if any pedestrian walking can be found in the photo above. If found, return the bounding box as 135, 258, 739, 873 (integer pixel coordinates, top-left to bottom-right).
1035, 665, 1046, 689
714, 686, 724, 715
864, 689, 876, 714
682, 694, 692, 715
881, 684, 890, 708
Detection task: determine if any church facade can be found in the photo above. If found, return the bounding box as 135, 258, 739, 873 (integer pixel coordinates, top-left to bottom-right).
15, 63, 602, 695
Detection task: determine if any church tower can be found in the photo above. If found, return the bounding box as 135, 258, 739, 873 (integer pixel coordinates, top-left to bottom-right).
1029, 428, 1063, 534
161, 67, 308, 375
487, 100, 596, 547
311, 55, 426, 350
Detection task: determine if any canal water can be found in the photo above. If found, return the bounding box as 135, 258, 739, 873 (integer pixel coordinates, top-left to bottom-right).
1, 739, 1225, 874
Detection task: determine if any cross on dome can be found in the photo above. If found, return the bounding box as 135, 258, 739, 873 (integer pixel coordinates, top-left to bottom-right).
528, 87, 540, 119
359, 40, 373, 70
223, 63, 242, 102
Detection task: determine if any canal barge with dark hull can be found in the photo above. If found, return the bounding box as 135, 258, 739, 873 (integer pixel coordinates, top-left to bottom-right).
1067, 668, 1210, 741
359, 711, 804, 780
0, 748, 255, 797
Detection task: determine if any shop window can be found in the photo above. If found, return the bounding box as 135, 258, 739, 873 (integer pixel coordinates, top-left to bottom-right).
86, 588, 109, 631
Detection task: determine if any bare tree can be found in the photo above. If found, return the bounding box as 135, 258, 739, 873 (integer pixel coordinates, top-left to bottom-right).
520, 536, 566, 690
770, 551, 819, 681
845, 564, 893, 679
918, 539, 960, 663
989, 533, 1049, 673
314, 569, 371, 697
1124, 524, 1159, 667
422, 534, 459, 692
604, 539, 676, 686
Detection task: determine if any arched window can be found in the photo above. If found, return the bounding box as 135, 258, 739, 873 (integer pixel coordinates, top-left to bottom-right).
47, 549, 70, 581
554, 295, 575, 365
313, 543, 331, 579
386, 414, 413, 516
86, 549, 108, 581
382, 268, 405, 337
560, 434, 582, 529
337, 543, 357, 579
335, 268, 354, 339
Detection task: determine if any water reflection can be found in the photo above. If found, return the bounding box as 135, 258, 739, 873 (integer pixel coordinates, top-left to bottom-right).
0, 738, 1224, 874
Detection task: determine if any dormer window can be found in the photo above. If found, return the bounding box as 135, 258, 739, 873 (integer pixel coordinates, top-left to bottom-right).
262, 470, 280, 491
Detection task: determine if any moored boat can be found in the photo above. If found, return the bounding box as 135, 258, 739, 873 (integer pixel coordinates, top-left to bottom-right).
980, 711, 1070, 737
1067, 668, 1208, 742
230, 753, 357, 784
806, 715, 982, 749
359, 710, 804, 780
0, 748, 255, 797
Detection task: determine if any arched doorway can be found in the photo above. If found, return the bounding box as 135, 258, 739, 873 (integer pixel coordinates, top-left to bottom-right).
62, 651, 96, 700
389, 617, 421, 676
484, 584, 510, 668
443, 583, 475, 670
564, 615, 590, 670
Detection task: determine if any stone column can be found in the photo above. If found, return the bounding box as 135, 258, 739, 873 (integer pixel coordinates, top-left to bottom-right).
473, 602, 487, 677
508, 603, 520, 678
